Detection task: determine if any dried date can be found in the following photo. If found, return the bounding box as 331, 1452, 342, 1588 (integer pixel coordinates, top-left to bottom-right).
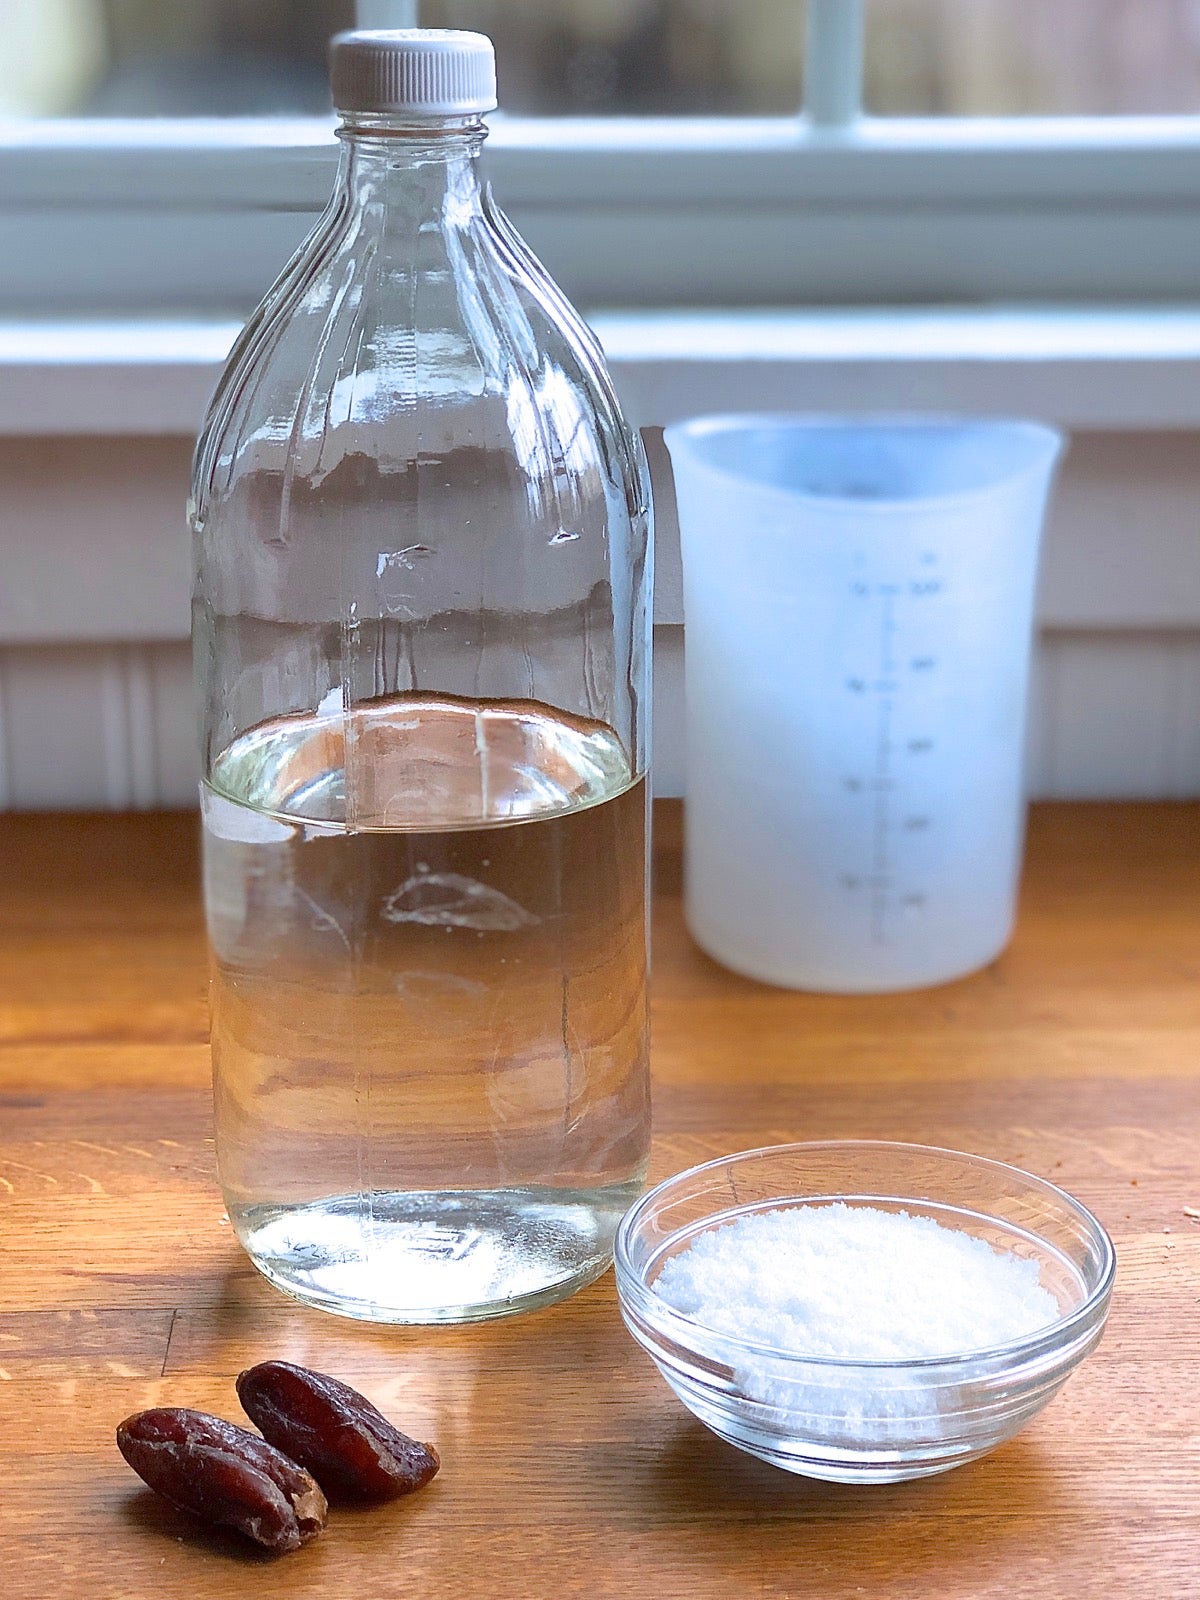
116, 1407, 328, 1553
237, 1360, 440, 1501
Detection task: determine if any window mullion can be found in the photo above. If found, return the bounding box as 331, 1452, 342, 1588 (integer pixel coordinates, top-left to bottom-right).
803, 0, 865, 127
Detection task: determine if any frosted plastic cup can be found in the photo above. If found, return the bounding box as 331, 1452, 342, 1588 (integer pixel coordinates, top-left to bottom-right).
663, 414, 1065, 993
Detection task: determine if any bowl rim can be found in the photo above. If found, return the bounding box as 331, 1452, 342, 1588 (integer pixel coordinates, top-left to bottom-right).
613, 1138, 1117, 1373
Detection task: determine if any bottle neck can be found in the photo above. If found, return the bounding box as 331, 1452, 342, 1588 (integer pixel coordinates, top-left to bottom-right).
334, 113, 487, 217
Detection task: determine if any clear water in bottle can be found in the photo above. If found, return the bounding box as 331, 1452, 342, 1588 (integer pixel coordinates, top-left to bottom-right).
203, 693, 648, 1322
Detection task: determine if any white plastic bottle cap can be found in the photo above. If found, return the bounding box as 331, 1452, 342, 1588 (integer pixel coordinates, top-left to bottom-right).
330, 29, 498, 116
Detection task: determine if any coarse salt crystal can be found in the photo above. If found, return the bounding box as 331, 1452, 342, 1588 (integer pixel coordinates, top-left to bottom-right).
652, 1203, 1067, 1442
655, 1203, 1059, 1362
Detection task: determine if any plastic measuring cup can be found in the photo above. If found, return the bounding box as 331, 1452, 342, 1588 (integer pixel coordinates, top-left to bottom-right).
663, 414, 1064, 993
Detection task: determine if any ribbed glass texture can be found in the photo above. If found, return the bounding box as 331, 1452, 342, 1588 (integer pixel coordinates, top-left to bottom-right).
190, 104, 652, 1324
192, 116, 651, 812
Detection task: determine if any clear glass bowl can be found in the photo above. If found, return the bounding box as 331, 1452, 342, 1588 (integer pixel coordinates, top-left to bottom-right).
614, 1141, 1115, 1483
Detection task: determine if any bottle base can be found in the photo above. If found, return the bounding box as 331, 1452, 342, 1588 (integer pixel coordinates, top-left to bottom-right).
231, 1183, 643, 1324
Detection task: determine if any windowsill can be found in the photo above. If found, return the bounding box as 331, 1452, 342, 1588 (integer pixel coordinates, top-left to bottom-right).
4, 305, 1200, 436
6, 114, 1200, 205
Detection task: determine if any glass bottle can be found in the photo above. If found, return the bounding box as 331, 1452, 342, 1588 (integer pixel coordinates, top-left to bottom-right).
190, 30, 652, 1324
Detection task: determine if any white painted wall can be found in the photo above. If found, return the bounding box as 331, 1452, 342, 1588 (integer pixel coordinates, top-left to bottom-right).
1, 421, 1198, 808
6, 423, 1200, 646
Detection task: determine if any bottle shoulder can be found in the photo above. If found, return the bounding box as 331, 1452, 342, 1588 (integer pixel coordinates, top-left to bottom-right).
191, 194, 354, 515
479, 188, 646, 501
192, 190, 646, 532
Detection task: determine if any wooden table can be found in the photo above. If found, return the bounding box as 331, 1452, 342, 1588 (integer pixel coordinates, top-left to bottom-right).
1, 802, 1197, 1598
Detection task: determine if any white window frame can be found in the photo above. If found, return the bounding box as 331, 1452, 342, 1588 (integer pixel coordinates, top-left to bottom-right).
4, 110, 1200, 313
4, 107, 1200, 440
3, 1, 1200, 807
4, 0, 1200, 320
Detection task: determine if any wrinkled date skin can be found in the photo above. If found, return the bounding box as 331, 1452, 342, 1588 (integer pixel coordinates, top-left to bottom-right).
116, 1407, 328, 1553
237, 1361, 441, 1501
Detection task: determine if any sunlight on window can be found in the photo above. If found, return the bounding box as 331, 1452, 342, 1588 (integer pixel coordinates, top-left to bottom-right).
0, 0, 108, 115
0, 0, 352, 117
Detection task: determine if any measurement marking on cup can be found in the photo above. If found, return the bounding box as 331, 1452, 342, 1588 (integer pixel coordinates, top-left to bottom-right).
843, 563, 943, 944
870, 595, 898, 946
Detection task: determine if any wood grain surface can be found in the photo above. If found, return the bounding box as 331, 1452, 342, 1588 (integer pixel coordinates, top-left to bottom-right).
1, 802, 1197, 1599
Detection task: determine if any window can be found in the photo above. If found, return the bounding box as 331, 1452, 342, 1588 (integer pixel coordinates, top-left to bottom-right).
2, 1, 803, 119
3, 1, 1200, 809
867, 0, 1200, 115
8, 2, 1200, 121
0, 1, 353, 117
4, 0, 1200, 316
